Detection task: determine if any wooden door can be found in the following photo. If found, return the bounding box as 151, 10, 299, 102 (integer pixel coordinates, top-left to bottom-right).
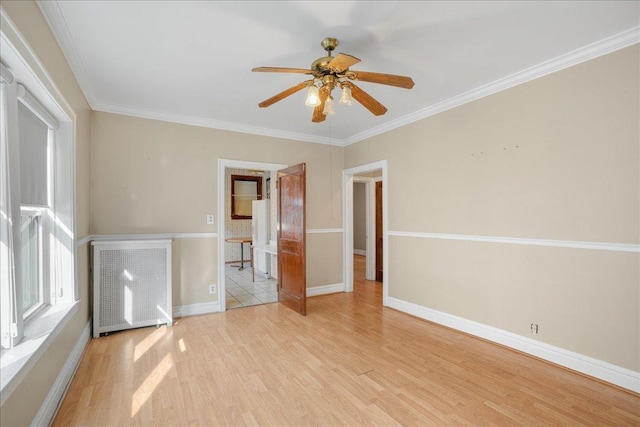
277, 163, 306, 315
375, 181, 383, 282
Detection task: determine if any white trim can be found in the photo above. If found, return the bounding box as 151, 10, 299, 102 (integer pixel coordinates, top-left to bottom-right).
306, 228, 343, 234
173, 301, 221, 318
76, 233, 218, 246
353, 249, 366, 256
0, 62, 13, 84
343, 161, 388, 305
31, 321, 90, 427
0, 301, 78, 406
76, 235, 91, 246
79, 232, 217, 244
0, 8, 75, 122
386, 297, 640, 393
306, 283, 344, 297
35, 1, 99, 108
17, 83, 58, 130
90, 239, 172, 247
94, 101, 334, 146
342, 27, 640, 146
388, 231, 640, 253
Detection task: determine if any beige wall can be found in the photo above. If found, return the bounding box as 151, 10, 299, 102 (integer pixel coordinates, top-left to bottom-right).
91, 111, 344, 301
0, 1, 92, 426
172, 237, 218, 306
345, 45, 640, 371
353, 182, 366, 251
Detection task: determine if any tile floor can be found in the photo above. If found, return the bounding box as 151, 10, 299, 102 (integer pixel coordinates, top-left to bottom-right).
225, 263, 278, 309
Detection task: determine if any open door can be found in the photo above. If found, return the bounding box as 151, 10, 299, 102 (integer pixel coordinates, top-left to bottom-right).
277, 163, 306, 315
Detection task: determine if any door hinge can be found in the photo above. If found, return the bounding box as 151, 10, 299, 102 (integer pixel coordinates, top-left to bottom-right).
10, 323, 18, 338
57, 288, 63, 297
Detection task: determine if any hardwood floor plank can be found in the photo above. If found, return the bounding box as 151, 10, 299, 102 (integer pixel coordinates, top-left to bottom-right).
52, 255, 640, 426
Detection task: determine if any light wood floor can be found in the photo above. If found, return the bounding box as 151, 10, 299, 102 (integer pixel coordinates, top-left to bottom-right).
54, 256, 639, 426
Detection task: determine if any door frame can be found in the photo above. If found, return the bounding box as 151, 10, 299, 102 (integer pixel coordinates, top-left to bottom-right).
342, 160, 388, 306
352, 177, 375, 281
218, 159, 287, 312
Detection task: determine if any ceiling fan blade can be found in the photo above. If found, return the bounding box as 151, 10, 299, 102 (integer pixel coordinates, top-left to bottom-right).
312, 87, 330, 123
327, 53, 361, 73
258, 80, 312, 108
349, 83, 388, 116
252, 67, 314, 74
349, 71, 415, 89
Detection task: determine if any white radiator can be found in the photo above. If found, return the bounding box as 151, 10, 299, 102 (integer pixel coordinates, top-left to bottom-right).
92, 240, 172, 338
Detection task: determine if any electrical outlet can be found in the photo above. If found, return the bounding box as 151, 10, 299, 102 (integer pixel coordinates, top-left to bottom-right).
206, 214, 214, 225
209, 284, 216, 294
530, 323, 539, 334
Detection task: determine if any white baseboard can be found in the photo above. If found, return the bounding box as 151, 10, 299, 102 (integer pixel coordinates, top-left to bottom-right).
173, 301, 221, 318
307, 283, 344, 297
32, 321, 91, 427
386, 297, 640, 393
353, 249, 366, 256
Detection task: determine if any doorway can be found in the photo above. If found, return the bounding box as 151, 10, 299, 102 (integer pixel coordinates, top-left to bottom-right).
343, 161, 388, 306
223, 167, 277, 309
218, 159, 287, 311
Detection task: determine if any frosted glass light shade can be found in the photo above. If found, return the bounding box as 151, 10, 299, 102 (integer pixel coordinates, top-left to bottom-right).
339, 86, 353, 105
305, 85, 321, 107
323, 96, 335, 115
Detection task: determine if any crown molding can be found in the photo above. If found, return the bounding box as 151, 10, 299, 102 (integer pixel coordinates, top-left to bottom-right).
98, 25, 638, 147
1, 6, 75, 121
36, 0, 638, 147
342, 26, 640, 146
93, 101, 339, 146
36, 0, 99, 108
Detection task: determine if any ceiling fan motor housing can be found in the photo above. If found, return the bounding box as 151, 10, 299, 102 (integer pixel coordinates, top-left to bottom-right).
311, 56, 335, 74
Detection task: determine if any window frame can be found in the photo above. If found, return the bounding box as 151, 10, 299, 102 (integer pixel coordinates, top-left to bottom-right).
0, 8, 79, 404
20, 207, 50, 321
230, 174, 263, 220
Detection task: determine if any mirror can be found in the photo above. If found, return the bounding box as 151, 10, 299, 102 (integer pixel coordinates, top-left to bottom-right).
231, 175, 263, 219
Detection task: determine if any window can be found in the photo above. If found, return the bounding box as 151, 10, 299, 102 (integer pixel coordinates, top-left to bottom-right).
17, 97, 51, 322
231, 175, 262, 219
20, 210, 42, 317
0, 57, 75, 352
1, 15, 78, 401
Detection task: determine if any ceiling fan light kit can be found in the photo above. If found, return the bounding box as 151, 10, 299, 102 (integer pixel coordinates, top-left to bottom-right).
252, 37, 414, 122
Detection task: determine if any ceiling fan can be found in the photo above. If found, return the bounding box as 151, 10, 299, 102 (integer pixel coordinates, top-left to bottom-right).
252, 37, 415, 123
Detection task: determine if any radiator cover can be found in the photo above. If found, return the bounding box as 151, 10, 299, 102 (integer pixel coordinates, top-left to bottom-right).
92, 240, 172, 338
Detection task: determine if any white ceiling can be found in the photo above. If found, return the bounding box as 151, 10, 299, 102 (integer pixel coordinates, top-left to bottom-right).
37, 1, 639, 145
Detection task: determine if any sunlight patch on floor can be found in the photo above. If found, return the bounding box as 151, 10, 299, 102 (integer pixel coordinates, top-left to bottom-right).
133, 327, 167, 362
132, 352, 174, 417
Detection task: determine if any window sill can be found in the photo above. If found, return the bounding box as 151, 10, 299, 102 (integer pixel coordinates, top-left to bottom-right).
0, 301, 78, 406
